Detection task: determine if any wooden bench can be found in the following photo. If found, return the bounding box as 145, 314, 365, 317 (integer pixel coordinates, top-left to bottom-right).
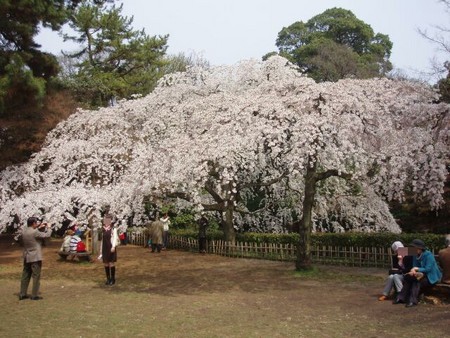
58, 231, 93, 262
423, 283, 450, 304
58, 251, 92, 262
429, 282, 450, 293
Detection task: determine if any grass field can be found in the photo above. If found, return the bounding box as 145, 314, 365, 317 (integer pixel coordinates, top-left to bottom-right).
0, 236, 449, 338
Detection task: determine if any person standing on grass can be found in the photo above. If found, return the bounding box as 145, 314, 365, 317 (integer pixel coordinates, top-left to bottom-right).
99, 213, 119, 285
148, 218, 164, 253
197, 213, 209, 254
19, 217, 52, 300
161, 213, 170, 249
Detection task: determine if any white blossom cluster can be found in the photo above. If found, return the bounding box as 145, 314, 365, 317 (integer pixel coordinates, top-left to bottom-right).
0, 56, 448, 233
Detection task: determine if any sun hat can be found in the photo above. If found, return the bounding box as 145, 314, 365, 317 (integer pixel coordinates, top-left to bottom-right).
391, 241, 404, 252
409, 239, 426, 250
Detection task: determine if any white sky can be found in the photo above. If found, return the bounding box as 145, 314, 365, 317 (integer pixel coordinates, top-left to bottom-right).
36, 0, 449, 81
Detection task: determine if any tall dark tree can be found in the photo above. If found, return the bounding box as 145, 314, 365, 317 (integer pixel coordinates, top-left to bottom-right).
437, 62, 450, 103
0, 0, 111, 113
271, 8, 393, 82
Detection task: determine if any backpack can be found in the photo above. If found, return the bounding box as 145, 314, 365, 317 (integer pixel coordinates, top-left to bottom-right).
76, 241, 86, 252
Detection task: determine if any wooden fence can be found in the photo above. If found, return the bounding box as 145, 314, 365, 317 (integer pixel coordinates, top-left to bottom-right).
127, 231, 393, 268
127, 230, 147, 246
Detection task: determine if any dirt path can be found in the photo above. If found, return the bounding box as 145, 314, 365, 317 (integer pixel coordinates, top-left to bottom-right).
0, 236, 449, 337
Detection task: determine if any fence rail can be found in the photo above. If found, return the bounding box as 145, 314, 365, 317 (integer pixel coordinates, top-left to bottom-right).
126, 231, 394, 268
127, 230, 147, 246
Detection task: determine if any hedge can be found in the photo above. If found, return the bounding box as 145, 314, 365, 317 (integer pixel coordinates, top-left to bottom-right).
170, 229, 448, 251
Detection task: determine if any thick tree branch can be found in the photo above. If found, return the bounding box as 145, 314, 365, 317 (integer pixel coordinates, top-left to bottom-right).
202, 203, 224, 212
205, 182, 223, 203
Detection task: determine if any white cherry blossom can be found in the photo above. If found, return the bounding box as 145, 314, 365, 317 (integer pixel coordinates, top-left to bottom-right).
0, 56, 448, 238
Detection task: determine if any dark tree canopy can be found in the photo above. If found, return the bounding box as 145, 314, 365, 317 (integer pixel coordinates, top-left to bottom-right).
438, 62, 450, 103
0, 0, 113, 113
62, 1, 168, 107
272, 8, 393, 82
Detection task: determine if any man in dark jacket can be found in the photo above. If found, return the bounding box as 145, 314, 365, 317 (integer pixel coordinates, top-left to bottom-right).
197, 214, 209, 254
19, 217, 52, 300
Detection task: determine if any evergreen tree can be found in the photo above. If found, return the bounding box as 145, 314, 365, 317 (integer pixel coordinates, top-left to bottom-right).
0, 0, 110, 114
63, 1, 168, 107
271, 8, 393, 82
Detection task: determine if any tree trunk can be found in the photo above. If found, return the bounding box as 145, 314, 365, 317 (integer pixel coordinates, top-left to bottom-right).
222, 202, 236, 243
296, 161, 317, 271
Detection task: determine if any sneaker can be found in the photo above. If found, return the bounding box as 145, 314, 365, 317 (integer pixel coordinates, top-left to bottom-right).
378, 295, 388, 301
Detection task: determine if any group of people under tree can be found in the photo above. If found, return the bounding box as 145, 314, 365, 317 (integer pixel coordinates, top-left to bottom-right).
16, 210, 449, 304
18, 208, 126, 296
61, 210, 123, 286
379, 236, 450, 307
60, 223, 90, 255
145, 212, 208, 254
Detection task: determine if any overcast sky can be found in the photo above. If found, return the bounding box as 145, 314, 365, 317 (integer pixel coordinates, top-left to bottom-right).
37, 0, 449, 81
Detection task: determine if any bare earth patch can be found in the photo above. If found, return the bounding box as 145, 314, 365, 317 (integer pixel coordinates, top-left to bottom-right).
0, 236, 449, 338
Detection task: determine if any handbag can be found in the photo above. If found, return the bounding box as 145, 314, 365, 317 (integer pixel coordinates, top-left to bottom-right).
405, 271, 425, 282
112, 228, 120, 247
76, 241, 86, 252
415, 272, 424, 281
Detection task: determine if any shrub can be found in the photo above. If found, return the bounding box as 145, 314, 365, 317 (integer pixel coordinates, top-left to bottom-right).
169, 229, 447, 251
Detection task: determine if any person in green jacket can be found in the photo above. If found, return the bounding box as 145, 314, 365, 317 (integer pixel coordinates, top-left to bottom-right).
393, 239, 442, 307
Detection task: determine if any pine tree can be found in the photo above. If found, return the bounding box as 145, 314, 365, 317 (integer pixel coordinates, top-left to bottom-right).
63, 1, 168, 107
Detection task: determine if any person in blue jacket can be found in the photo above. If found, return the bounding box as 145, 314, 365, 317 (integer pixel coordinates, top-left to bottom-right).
393, 239, 442, 307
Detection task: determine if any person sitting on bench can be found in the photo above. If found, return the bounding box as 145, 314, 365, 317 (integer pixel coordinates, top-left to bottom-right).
60, 229, 74, 253
69, 233, 82, 253
394, 239, 442, 307
378, 241, 412, 301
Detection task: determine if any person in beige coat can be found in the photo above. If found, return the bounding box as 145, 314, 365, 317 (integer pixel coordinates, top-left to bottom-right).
148, 219, 164, 253
19, 217, 52, 300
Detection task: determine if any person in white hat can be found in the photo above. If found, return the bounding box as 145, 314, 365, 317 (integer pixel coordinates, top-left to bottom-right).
378, 241, 411, 301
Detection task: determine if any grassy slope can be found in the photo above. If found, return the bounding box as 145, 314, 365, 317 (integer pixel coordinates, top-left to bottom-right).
0, 89, 77, 170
